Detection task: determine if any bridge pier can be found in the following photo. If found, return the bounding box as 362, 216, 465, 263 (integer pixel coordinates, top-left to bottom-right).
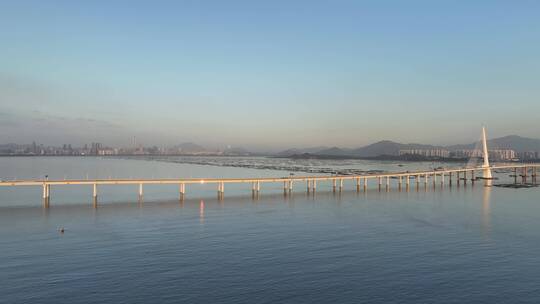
42, 184, 50, 207
433, 174, 437, 188
356, 178, 361, 192
522, 167, 528, 184
253, 181, 260, 198
449, 172, 452, 187
378, 177, 382, 192
218, 182, 224, 199
416, 175, 419, 191
456, 171, 460, 186
179, 183, 185, 200
312, 180, 317, 192
218, 182, 224, 193
463, 171, 467, 186
252, 181, 260, 195
363, 178, 367, 192
332, 180, 337, 192
533, 167, 537, 184
398, 176, 402, 192
138, 183, 143, 200
471, 170, 475, 184
93, 183, 97, 199
93, 184, 98, 207
386, 176, 390, 192
441, 173, 445, 188
406, 175, 410, 192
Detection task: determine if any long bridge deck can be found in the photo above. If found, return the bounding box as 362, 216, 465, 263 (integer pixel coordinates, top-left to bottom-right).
0, 164, 538, 207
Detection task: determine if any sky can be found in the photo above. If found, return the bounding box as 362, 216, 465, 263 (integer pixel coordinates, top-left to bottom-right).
0, 0, 539, 151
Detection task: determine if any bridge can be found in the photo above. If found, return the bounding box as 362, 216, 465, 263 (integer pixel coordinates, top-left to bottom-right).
0, 164, 537, 207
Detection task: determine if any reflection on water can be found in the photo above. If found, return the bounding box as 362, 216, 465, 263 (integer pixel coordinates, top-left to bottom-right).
2, 186, 540, 303
3, 157, 540, 303
199, 200, 205, 224
481, 179, 492, 237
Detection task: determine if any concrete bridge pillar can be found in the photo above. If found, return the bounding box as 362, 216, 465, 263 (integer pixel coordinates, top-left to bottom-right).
339, 179, 343, 192
42, 184, 47, 200
386, 176, 390, 192
42, 184, 50, 207
441, 173, 445, 187
356, 178, 361, 192
363, 178, 367, 192
138, 183, 143, 198
398, 176, 402, 192
312, 180, 317, 192
179, 183, 185, 199
93, 184, 98, 207
333, 179, 337, 192
378, 176, 382, 192
406, 175, 410, 191
449, 172, 452, 187
218, 182, 225, 199
463, 171, 467, 186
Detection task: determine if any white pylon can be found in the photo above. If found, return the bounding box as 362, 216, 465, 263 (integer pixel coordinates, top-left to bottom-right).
482, 126, 492, 179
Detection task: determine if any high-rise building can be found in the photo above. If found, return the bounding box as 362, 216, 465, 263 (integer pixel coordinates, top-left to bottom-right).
90, 142, 102, 155
399, 149, 450, 158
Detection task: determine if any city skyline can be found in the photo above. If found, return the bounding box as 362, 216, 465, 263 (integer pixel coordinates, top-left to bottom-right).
1, 1, 540, 149
2, 132, 539, 160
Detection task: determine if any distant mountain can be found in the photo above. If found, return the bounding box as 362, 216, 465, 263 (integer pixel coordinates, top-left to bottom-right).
276, 146, 330, 156
351, 141, 442, 157
275, 135, 540, 158
317, 147, 353, 156
279, 141, 443, 157
448, 135, 540, 152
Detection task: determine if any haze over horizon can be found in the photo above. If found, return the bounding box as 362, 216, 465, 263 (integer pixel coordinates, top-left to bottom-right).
1, 1, 539, 150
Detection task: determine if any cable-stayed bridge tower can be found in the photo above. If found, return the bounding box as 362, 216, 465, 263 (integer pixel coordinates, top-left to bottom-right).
482, 126, 493, 179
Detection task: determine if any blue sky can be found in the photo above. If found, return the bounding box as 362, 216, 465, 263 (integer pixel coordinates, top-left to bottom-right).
1, 0, 539, 150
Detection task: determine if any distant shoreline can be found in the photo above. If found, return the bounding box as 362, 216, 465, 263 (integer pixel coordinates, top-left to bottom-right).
0, 153, 538, 163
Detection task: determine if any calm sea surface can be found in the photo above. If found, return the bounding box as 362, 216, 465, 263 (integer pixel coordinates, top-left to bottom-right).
1, 157, 540, 303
